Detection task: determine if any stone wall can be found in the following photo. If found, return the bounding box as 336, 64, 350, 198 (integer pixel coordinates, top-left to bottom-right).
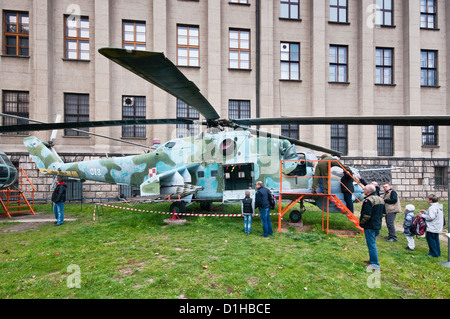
8, 153, 450, 203
344, 157, 449, 201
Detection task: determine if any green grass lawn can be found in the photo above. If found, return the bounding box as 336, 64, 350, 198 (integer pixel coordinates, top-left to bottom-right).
0, 200, 448, 299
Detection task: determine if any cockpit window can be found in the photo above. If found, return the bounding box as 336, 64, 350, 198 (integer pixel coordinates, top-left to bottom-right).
165, 142, 176, 149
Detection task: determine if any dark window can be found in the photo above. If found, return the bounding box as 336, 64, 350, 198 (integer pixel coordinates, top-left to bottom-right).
64, 93, 89, 136
280, 42, 300, 80
376, 0, 393, 26
229, 100, 250, 120
176, 99, 199, 138
420, 0, 437, 29
330, 0, 348, 23
329, 45, 348, 83
421, 50, 437, 86
122, 96, 146, 138
2, 90, 29, 135
280, 0, 299, 19
376, 48, 393, 84
331, 124, 348, 155
422, 125, 438, 146
434, 166, 448, 186
377, 125, 394, 156
281, 124, 299, 140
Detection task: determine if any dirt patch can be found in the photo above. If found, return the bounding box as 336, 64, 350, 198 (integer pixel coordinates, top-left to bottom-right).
0, 212, 77, 233
279, 219, 312, 233
1, 222, 41, 233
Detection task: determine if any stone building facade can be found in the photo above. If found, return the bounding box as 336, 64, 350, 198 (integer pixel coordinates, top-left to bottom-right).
0, 0, 449, 202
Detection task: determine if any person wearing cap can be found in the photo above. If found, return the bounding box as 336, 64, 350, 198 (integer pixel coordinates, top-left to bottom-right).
403, 204, 416, 251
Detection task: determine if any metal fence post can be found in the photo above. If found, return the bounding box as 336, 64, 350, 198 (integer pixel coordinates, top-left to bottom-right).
438, 183, 450, 268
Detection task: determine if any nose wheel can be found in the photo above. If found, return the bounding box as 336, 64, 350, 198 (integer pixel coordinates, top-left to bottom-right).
289, 201, 306, 223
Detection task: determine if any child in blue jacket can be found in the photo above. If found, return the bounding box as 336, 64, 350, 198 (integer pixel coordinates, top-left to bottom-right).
403, 204, 415, 251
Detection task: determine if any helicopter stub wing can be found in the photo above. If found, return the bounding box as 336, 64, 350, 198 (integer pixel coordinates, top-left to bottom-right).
140, 164, 202, 198
99, 48, 220, 121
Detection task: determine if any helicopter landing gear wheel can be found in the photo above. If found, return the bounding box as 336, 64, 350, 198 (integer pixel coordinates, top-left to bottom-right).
289, 202, 306, 223
289, 210, 303, 223
169, 201, 186, 215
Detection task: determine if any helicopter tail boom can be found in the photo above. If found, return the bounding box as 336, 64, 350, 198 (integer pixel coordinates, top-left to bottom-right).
23, 136, 65, 174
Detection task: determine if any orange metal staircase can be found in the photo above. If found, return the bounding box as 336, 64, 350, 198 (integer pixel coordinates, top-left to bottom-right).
278, 159, 365, 237
0, 168, 35, 218
328, 194, 364, 234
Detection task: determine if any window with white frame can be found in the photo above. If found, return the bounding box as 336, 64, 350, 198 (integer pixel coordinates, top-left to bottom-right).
177, 25, 199, 67
64, 15, 89, 60
229, 29, 250, 69
123, 21, 146, 51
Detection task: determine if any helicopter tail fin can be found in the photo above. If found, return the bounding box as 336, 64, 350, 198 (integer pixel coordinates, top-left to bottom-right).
23, 136, 64, 171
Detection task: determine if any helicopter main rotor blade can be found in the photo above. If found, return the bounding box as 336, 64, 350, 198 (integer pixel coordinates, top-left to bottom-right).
0, 118, 194, 133
99, 48, 220, 121
232, 115, 450, 127
233, 124, 342, 155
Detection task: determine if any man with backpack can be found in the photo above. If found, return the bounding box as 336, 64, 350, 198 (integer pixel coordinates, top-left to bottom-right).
255, 181, 275, 238
420, 194, 444, 258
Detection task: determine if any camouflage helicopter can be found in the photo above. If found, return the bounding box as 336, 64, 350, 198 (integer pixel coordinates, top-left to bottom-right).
1, 48, 450, 219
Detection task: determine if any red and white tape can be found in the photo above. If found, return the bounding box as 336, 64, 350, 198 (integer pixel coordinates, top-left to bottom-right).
93, 202, 279, 220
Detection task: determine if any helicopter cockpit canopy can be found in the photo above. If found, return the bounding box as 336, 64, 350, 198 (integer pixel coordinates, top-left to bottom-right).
0, 150, 17, 189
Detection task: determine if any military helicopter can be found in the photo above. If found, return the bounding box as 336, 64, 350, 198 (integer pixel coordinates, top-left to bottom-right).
1, 48, 450, 218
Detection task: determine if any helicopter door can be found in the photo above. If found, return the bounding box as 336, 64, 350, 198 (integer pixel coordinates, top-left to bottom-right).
222, 163, 254, 203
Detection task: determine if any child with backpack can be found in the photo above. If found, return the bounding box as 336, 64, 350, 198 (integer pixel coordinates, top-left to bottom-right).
403, 204, 416, 251
241, 190, 255, 235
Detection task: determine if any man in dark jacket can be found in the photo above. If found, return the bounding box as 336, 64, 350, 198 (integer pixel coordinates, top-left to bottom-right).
255, 181, 274, 237
340, 170, 355, 213
51, 176, 67, 226
359, 184, 385, 270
